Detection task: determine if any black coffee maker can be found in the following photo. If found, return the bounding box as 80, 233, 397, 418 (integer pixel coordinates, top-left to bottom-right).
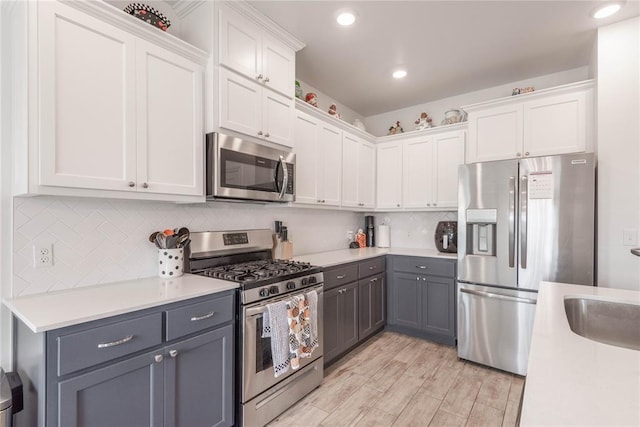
435, 221, 457, 253
365, 215, 375, 247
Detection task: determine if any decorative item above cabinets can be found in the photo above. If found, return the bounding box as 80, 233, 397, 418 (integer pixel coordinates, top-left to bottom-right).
464, 80, 594, 163
7, 0, 207, 202
217, 3, 305, 148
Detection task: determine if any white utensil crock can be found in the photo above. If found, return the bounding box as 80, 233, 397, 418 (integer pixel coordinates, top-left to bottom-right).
159, 248, 184, 278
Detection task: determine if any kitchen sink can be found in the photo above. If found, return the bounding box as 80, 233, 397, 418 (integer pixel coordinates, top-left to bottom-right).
564, 297, 640, 351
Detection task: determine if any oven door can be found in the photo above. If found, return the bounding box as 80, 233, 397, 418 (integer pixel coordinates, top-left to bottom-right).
241, 284, 323, 403
207, 132, 295, 202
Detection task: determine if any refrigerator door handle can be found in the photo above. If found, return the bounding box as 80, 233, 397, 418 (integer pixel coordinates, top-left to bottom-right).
459, 287, 537, 305
520, 175, 528, 269
509, 176, 516, 268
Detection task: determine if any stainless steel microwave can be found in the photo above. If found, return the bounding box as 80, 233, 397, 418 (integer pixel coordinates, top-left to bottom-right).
206, 132, 295, 203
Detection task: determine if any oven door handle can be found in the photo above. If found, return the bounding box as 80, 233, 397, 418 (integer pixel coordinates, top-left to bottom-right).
246, 288, 323, 317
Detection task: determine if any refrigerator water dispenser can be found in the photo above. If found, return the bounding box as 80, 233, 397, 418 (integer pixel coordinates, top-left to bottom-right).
466, 209, 497, 256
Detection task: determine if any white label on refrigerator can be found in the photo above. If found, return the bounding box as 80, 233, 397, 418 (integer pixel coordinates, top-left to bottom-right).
529, 172, 553, 199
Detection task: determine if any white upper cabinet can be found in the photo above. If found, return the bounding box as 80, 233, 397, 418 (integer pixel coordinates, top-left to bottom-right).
465, 80, 593, 163
403, 137, 434, 209
219, 6, 295, 98
17, 1, 207, 201
376, 142, 403, 210
341, 132, 375, 209
433, 130, 466, 207
136, 40, 204, 196
217, 4, 300, 147
375, 127, 466, 211
293, 111, 342, 206
38, 1, 137, 192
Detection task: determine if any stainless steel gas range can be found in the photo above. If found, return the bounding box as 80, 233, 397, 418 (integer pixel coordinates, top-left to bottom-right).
186, 229, 324, 427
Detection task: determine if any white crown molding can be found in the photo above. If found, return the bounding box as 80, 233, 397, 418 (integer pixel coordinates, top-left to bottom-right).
61, 0, 208, 65
462, 79, 595, 112
172, 0, 206, 19
223, 1, 305, 52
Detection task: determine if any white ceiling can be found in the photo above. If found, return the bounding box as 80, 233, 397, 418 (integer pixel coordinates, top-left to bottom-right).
249, 1, 640, 117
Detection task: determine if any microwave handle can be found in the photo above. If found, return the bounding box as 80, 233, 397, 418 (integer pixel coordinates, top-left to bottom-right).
277, 156, 288, 200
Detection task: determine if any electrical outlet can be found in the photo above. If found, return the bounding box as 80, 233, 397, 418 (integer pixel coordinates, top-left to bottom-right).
623, 229, 637, 246
33, 244, 53, 268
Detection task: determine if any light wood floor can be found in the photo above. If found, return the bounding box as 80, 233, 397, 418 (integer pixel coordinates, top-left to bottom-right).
267, 331, 523, 427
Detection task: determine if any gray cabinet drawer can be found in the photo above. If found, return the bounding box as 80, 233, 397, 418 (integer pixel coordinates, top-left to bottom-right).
165, 293, 234, 341
324, 264, 358, 290
358, 257, 385, 279
57, 312, 163, 376
393, 256, 455, 277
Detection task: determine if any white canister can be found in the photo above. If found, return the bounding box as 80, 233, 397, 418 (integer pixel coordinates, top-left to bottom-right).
159, 248, 184, 278
377, 225, 390, 248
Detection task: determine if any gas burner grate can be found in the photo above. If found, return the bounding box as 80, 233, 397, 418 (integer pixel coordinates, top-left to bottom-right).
199, 259, 314, 284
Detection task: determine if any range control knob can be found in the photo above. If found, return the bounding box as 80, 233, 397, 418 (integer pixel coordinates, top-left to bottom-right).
286, 281, 296, 290
259, 288, 269, 297
301, 278, 309, 286
308, 276, 317, 284
269, 286, 279, 295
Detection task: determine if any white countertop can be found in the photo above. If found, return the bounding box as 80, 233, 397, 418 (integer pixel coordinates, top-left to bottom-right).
3, 274, 238, 333
293, 247, 456, 268
521, 282, 640, 426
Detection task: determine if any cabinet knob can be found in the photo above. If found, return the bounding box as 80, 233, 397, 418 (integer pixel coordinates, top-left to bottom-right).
321, 199, 325, 203
169, 349, 178, 358
265, 133, 270, 138
427, 203, 431, 207
317, 199, 322, 203
142, 182, 148, 189
516, 152, 522, 157
256, 74, 263, 80
155, 354, 163, 363
128, 181, 135, 187
257, 131, 263, 136
264, 77, 270, 83
397, 204, 400, 207
525, 151, 530, 156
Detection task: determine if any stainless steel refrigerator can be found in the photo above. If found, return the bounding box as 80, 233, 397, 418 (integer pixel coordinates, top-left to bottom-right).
457, 153, 595, 375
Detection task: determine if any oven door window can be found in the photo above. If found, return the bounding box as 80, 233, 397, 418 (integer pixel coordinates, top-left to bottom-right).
255, 316, 274, 374
220, 148, 278, 193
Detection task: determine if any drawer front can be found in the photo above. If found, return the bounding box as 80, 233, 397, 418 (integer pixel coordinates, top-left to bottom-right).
358, 257, 386, 279
165, 293, 234, 341
57, 312, 163, 376
324, 264, 358, 290
393, 256, 455, 277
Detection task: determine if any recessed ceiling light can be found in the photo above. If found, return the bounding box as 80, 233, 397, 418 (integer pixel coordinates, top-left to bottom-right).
392, 70, 407, 79
592, 2, 622, 19
336, 12, 356, 26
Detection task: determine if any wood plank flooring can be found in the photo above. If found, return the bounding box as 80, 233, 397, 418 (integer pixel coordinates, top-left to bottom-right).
267, 331, 523, 427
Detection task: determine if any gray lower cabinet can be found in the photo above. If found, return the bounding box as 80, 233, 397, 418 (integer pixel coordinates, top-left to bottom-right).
323, 282, 358, 364
388, 256, 456, 345
358, 273, 385, 341
324, 256, 386, 366
16, 291, 235, 427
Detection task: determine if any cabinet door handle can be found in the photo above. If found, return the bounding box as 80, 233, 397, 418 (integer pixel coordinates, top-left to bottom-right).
142, 182, 148, 189
264, 77, 270, 83
336, 274, 346, 279
516, 152, 522, 157
525, 151, 530, 156
97, 335, 134, 349
128, 181, 135, 187
155, 354, 163, 363
369, 266, 376, 270
258, 131, 263, 136
317, 199, 322, 203
256, 74, 263, 80
397, 204, 400, 207
321, 199, 325, 203
371, 278, 378, 282
169, 349, 178, 358
265, 133, 270, 138
416, 265, 428, 270
191, 311, 215, 321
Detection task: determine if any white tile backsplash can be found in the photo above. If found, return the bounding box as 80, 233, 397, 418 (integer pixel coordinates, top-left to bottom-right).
13, 196, 362, 296
372, 211, 457, 249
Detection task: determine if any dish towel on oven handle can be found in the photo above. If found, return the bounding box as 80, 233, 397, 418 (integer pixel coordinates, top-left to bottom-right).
287, 293, 318, 371
265, 299, 291, 378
